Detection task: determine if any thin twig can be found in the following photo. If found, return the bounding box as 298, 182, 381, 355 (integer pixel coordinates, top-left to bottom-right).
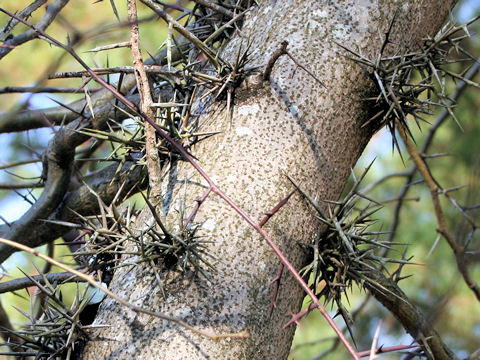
0, 0, 68, 60
0, 272, 83, 294
128, 0, 163, 200
263, 40, 326, 87
263, 41, 288, 81
0, 159, 40, 170
357, 344, 419, 358
0, 86, 100, 94
182, 187, 212, 230
259, 190, 296, 227
268, 264, 284, 316
259, 190, 296, 317
48, 66, 173, 78
0, 0, 47, 40
0, 181, 43, 190
397, 120, 480, 301
140, 0, 223, 69
191, 0, 234, 18
85, 41, 131, 53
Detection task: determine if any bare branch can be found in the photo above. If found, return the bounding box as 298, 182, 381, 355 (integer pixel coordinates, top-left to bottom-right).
4, 126, 75, 256
0, 0, 47, 41
0, 299, 23, 352
0, 159, 40, 170
0, 181, 43, 190
0, 0, 70, 60
48, 66, 178, 78
128, 0, 162, 200
0, 39, 191, 133
0, 86, 101, 94
385, 60, 480, 248
191, 0, 234, 18
397, 120, 480, 300
0, 272, 83, 294
364, 269, 457, 360
0, 160, 147, 263
140, 0, 223, 69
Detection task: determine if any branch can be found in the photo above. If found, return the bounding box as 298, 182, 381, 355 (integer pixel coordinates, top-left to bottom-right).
47, 66, 179, 78
0, 0, 69, 60
0, 0, 47, 40
367, 69, 480, 354
191, 0, 234, 18
0, 159, 147, 264
140, 0, 223, 69
385, 61, 480, 248
128, 0, 162, 199
397, 121, 480, 301
0, 181, 43, 190
0, 299, 23, 350
4, 125, 75, 257
364, 269, 458, 360
0, 86, 101, 94
0, 38, 191, 133
0, 272, 83, 294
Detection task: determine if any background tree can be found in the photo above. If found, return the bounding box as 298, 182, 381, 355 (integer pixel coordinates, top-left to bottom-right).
0, 1, 478, 359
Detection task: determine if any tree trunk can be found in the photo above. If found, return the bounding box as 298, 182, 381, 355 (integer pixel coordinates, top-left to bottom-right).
80, 1, 456, 359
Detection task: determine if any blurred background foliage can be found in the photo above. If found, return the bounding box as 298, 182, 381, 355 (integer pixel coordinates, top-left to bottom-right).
0, 1, 478, 359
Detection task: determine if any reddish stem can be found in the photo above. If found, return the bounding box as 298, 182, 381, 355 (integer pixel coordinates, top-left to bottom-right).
259, 190, 296, 227
269, 264, 284, 317
182, 187, 212, 231
284, 303, 318, 328
357, 344, 419, 358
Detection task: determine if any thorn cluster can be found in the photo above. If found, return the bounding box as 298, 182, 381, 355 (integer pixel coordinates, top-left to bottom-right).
290, 163, 414, 335
338, 15, 480, 152
0, 274, 90, 359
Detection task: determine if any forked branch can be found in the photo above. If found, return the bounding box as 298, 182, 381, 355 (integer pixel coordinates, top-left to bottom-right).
397, 120, 480, 301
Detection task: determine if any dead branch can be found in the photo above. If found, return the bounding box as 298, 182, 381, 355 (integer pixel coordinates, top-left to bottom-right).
0, 0, 69, 60
397, 120, 480, 300
0, 159, 146, 263
128, 0, 162, 200
0, 271, 83, 294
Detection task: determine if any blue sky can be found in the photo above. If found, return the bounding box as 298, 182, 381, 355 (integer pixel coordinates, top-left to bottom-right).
457, 0, 480, 22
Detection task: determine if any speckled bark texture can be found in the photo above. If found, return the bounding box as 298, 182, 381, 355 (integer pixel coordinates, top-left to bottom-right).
80, 1, 456, 359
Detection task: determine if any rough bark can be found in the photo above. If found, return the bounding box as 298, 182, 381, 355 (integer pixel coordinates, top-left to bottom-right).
81, 1, 456, 359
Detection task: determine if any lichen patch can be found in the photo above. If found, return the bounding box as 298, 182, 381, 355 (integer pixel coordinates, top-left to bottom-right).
237, 104, 260, 116
235, 126, 254, 137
